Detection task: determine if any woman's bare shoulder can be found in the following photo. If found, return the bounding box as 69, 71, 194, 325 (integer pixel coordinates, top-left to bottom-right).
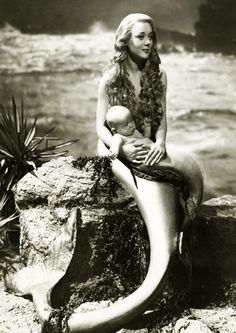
98, 67, 116, 97
159, 68, 167, 82
159, 67, 167, 89
98, 73, 110, 94
99, 67, 116, 86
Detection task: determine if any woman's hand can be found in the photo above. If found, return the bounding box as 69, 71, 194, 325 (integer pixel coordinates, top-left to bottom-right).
122, 143, 150, 164
144, 142, 166, 166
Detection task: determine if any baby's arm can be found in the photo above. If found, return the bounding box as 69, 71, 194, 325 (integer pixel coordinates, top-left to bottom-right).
108, 134, 124, 160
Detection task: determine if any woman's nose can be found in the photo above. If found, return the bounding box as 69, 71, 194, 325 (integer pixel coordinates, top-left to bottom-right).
144, 38, 151, 45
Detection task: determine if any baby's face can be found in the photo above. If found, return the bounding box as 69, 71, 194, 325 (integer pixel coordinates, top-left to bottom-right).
115, 112, 136, 136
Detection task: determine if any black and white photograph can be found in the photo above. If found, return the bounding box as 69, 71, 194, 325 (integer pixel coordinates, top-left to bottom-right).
0, 1, 235, 332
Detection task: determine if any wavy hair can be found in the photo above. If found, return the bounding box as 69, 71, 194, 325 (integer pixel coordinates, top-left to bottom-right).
113, 13, 158, 64
105, 14, 164, 139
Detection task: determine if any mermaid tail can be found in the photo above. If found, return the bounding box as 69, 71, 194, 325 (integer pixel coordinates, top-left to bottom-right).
61, 140, 179, 332
39, 140, 180, 333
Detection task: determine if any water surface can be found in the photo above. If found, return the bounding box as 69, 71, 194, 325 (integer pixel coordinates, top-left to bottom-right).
1, 29, 236, 199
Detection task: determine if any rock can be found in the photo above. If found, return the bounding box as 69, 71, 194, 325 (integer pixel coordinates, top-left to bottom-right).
173, 306, 236, 333
174, 318, 212, 333
74, 300, 113, 313
189, 195, 236, 306
194, 195, 236, 280
13, 158, 236, 286
14, 157, 139, 276
190, 307, 236, 333
12, 156, 150, 304
117, 329, 148, 333
0, 289, 40, 333
190, 195, 236, 306
8, 156, 236, 327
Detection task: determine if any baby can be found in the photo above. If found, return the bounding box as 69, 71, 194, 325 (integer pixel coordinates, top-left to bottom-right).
106, 105, 155, 161
106, 105, 203, 233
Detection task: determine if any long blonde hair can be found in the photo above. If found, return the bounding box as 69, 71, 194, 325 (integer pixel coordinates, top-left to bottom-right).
113, 13, 158, 64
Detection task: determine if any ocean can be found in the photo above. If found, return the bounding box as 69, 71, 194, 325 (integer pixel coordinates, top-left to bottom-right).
0, 28, 236, 200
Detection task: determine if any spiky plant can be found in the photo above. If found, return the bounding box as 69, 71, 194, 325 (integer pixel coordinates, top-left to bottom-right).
0, 97, 78, 191
0, 176, 20, 273
0, 97, 78, 264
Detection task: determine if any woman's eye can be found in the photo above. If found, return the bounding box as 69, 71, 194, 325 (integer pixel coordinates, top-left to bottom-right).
137, 35, 144, 40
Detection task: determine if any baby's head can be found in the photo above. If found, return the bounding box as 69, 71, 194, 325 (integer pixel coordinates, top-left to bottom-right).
106, 106, 136, 136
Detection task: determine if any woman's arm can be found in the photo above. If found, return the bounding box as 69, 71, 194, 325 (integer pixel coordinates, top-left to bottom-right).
96, 74, 113, 147
96, 73, 149, 163
145, 69, 167, 166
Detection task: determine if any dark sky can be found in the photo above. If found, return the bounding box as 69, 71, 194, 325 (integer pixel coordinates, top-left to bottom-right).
104, 0, 205, 33
0, 0, 205, 34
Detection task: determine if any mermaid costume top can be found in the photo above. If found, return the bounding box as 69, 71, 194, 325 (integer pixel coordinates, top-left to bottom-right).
105, 64, 164, 142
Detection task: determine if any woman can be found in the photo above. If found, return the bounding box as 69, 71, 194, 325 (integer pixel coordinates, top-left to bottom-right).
28, 13, 203, 333
97, 13, 167, 166
94, 12, 203, 333
97, 13, 203, 236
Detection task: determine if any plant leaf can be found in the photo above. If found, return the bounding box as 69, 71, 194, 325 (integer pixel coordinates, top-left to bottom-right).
24, 118, 37, 147
0, 214, 18, 227
0, 148, 14, 158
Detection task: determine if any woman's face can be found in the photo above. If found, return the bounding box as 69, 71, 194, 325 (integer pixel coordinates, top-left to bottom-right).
127, 21, 154, 59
